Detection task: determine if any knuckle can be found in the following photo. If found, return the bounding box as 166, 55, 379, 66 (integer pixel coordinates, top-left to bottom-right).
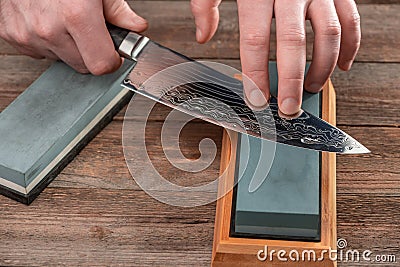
13, 31, 32, 46
35, 25, 56, 43
191, 0, 220, 12
190, 0, 204, 15
209, 0, 222, 8
347, 12, 361, 29
108, 0, 129, 17
244, 69, 266, 81
348, 35, 361, 51
280, 77, 304, 84
74, 66, 90, 74
278, 29, 306, 47
88, 60, 117, 76
322, 22, 342, 37
341, 12, 361, 50
190, 0, 202, 14
63, 6, 86, 27
241, 30, 268, 49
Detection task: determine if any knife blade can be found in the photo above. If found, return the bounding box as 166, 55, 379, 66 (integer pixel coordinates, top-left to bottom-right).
107, 24, 370, 154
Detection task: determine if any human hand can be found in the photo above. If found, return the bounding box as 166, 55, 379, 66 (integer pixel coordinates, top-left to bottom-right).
191, 0, 361, 115
0, 0, 148, 75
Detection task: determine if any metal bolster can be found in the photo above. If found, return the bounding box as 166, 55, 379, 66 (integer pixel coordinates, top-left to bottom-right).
118, 32, 150, 61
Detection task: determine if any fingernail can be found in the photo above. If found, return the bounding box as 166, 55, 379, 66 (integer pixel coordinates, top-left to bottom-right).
134, 16, 148, 25
344, 60, 353, 70
308, 83, 322, 92
248, 89, 268, 107
280, 98, 300, 115
340, 60, 353, 71
196, 28, 203, 42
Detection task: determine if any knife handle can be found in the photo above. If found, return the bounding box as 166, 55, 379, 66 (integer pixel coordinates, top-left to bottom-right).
106, 23, 130, 50
106, 23, 149, 60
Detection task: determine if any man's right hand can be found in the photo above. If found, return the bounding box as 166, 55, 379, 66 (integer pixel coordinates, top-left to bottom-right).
0, 0, 148, 75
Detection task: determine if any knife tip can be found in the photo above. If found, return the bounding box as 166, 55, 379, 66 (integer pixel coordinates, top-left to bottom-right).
342, 142, 371, 154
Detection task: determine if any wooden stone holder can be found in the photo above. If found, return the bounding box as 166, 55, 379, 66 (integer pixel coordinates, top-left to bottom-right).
212, 80, 337, 267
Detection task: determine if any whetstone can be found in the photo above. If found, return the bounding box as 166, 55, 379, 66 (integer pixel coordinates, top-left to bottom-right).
0, 61, 134, 204
212, 62, 337, 267
232, 89, 321, 241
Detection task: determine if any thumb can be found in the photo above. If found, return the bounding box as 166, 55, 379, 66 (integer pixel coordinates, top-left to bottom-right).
103, 0, 148, 32
191, 0, 221, 44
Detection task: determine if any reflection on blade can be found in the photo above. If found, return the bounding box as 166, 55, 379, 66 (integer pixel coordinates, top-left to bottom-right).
122, 41, 370, 154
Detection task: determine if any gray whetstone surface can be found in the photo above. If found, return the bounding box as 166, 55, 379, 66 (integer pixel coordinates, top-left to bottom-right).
233, 62, 321, 240
0, 61, 134, 204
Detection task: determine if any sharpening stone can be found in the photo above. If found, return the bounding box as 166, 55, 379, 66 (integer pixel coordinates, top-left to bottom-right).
0, 61, 134, 204
231, 62, 321, 241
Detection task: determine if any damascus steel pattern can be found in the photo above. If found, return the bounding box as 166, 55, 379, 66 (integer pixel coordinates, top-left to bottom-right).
122, 41, 369, 154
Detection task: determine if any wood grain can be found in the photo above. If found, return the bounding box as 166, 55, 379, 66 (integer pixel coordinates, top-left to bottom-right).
0, 187, 398, 266
0, 106, 398, 266
0, 1, 399, 266
2, 56, 399, 128
0, 187, 215, 266
35, 121, 396, 197
0, 56, 52, 111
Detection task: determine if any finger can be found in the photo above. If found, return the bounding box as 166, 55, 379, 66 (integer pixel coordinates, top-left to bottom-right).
238, 0, 273, 108
104, 0, 148, 33
65, 3, 122, 75
275, 0, 307, 115
49, 33, 89, 73
191, 0, 222, 43
334, 0, 361, 71
305, 0, 341, 93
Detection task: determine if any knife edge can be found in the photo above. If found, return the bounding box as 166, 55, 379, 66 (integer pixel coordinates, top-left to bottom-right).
107, 24, 370, 154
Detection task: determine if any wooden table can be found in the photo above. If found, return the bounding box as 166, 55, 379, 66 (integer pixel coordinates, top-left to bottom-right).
0, 1, 398, 266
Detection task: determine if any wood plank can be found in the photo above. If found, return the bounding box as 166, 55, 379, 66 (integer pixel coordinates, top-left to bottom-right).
332, 63, 400, 127
0, 187, 215, 266
2, 55, 399, 127
336, 194, 400, 263
44, 118, 399, 197
0, 3, 398, 62
51, 120, 223, 191
0, 56, 51, 111
336, 126, 400, 194
0, 1, 398, 266
1, 56, 396, 195
0, 187, 398, 266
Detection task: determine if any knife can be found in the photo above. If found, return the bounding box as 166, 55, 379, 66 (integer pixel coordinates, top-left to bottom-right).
107, 24, 370, 154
